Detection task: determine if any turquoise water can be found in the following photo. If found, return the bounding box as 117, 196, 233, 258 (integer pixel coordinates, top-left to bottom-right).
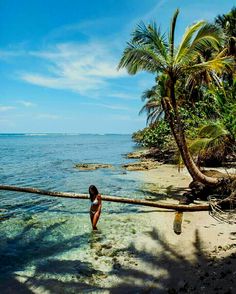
0, 134, 151, 292
0, 133, 143, 214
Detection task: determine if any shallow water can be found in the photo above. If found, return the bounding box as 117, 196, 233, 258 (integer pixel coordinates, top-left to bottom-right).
0, 134, 157, 291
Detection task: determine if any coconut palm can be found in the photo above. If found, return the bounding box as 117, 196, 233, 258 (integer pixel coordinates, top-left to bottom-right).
118, 9, 234, 185
215, 7, 236, 57
139, 75, 167, 125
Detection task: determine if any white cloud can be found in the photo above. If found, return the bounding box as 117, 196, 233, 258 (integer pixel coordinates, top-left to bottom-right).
18, 100, 36, 107
19, 42, 127, 96
0, 106, 15, 112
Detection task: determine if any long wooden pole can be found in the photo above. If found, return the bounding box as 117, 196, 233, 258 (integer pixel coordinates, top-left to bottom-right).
0, 184, 210, 212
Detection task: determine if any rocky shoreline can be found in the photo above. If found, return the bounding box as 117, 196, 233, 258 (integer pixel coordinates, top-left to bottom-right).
74, 163, 113, 170
74, 148, 165, 172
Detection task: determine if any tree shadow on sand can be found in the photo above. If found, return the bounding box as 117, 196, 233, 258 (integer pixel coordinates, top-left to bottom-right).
0, 219, 106, 293
139, 184, 189, 201
108, 228, 236, 294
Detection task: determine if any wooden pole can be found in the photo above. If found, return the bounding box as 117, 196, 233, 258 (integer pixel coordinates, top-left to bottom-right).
0, 184, 210, 212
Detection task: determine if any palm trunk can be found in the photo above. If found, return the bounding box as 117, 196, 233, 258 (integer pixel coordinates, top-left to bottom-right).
0, 184, 210, 211
165, 79, 219, 186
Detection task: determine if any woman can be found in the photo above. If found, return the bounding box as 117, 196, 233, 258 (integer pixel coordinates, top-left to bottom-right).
89, 185, 102, 230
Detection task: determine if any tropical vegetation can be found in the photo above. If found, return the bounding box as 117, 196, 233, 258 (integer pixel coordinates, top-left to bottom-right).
119, 7, 235, 187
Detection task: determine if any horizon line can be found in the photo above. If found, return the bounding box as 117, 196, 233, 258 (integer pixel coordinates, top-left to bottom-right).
0, 132, 132, 135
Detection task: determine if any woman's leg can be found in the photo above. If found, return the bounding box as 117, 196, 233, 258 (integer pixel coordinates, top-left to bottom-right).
92, 210, 101, 230
90, 211, 95, 229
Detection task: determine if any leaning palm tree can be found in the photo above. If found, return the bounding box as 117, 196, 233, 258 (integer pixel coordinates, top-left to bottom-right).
118, 9, 234, 185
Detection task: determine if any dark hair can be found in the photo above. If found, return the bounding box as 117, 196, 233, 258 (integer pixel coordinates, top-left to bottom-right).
89, 185, 99, 202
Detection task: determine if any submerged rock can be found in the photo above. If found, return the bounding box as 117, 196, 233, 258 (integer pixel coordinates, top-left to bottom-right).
74, 163, 113, 171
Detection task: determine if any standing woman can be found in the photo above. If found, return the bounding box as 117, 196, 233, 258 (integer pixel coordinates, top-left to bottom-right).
89, 185, 102, 230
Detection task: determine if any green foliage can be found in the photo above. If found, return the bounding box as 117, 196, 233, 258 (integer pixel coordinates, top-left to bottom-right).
215, 7, 236, 56
208, 80, 236, 140
189, 121, 232, 166
132, 120, 171, 148
121, 8, 235, 171
178, 98, 216, 138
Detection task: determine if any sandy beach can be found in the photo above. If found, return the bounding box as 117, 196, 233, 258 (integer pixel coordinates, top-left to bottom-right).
101, 165, 236, 293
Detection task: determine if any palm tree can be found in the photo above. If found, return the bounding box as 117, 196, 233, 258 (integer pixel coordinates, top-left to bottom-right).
215, 7, 236, 57
118, 9, 233, 185
139, 75, 166, 125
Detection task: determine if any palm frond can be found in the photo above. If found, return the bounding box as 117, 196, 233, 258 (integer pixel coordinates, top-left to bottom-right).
139, 101, 164, 124
146, 109, 164, 124
174, 20, 205, 64
132, 22, 168, 59
198, 122, 229, 138
169, 9, 179, 60
118, 44, 166, 74
186, 56, 234, 74
191, 23, 223, 50
189, 137, 213, 154
189, 122, 229, 161
177, 23, 223, 67
141, 86, 158, 101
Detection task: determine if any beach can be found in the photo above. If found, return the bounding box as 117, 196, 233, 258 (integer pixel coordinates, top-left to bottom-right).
1, 0, 235, 292
0, 135, 235, 293
1, 163, 235, 293
97, 166, 236, 293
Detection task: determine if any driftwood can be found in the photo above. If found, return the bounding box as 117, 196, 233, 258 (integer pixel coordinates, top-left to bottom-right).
0, 184, 210, 212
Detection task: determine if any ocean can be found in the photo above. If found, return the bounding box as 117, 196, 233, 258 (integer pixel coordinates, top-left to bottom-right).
0, 133, 152, 291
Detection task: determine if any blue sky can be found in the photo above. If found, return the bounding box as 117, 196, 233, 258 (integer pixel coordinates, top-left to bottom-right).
0, 0, 234, 133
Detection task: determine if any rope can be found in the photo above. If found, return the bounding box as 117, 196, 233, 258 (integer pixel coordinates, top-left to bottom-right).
208, 196, 236, 224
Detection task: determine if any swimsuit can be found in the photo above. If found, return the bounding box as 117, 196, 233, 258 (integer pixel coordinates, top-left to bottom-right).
92, 198, 98, 205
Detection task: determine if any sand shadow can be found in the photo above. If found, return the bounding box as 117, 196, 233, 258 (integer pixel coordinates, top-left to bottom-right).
107, 228, 236, 293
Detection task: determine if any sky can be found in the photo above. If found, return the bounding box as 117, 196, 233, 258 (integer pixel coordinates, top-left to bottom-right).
0, 0, 234, 134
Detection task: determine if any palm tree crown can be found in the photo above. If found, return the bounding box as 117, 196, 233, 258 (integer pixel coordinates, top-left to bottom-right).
118, 9, 232, 85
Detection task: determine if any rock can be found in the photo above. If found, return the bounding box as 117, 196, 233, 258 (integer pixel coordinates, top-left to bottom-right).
126, 149, 149, 159
113, 262, 121, 269
122, 159, 160, 171
101, 243, 113, 250
74, 163, 113, 171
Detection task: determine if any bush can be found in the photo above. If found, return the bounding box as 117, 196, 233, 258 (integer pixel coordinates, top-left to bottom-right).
132, 120, 171, 148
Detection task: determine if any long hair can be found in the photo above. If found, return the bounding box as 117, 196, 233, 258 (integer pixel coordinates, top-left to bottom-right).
89, 185, 99, 202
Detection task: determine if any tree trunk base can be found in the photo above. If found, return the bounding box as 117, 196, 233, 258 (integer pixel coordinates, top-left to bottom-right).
179, 176, 236, 211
